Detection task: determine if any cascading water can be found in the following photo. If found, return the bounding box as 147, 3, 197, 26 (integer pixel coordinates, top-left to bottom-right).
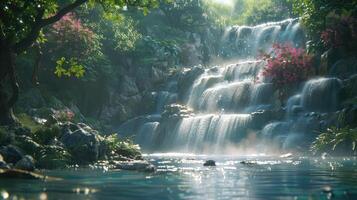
119, 18, 343, 154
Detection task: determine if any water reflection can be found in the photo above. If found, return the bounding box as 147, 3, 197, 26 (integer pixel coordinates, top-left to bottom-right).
0, 155, 356, 200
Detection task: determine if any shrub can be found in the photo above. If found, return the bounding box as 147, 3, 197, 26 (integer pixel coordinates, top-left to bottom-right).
311, 127, 357, 155
103, 134, 142, 160
32, 125, 61, 145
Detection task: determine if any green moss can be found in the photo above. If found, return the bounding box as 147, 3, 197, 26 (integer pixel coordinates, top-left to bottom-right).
16, 113, 42, 133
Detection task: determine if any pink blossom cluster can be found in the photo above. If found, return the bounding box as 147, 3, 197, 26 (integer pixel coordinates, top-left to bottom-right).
261, 43, 313, 88
50, 12, 96, 57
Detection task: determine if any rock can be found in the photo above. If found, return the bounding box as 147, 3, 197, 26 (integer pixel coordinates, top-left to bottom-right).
113, 160, 156, 172
0, 161, 10, 169
15, 155, 35, 171
0, 145, 24, 164
60, 123, 101, 163
240, 160, 257, 165
250, 109, 284, 129
203, 160, 216, 166
120, 75, 139, 96
15, 135, 41, 155
161, 104, 194, 120
0, 169, 48, 180
329, 58, 357, 79
0, 155, 10, 169
177, 66, 204, 100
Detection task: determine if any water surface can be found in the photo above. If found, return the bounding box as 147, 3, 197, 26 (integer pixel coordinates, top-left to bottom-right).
1, 154, 357, 200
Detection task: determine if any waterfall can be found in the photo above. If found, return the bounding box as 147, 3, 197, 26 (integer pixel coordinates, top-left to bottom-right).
119, 18, 343, 154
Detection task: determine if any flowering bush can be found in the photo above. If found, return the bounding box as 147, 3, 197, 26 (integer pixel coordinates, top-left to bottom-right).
46, 12, 102, 78
261, 43, 313, 101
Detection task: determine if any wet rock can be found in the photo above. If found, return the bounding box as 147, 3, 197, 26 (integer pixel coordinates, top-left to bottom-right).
329, 58, 357, 79
0, 145, 24, 164
203, 160, 216, 166
0, 161, 10, 169
60, 123, 101, 163
161, 104, 194, 119
0, 154, 10, 169
240, 160, 257, 165
250, 109, 284, 129
15, 155, 35, 171
113, 160, 156, 172
0, 169, 46, 180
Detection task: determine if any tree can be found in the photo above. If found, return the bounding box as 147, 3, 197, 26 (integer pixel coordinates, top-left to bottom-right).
0, 0, 161, 125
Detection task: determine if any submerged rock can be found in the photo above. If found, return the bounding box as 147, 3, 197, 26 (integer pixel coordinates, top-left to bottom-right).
113, 160, 156, 172
203, 160, 216, 166
15, 155, 35, 171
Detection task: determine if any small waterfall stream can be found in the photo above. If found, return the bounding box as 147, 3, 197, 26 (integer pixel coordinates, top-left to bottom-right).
119, 18, 343, 154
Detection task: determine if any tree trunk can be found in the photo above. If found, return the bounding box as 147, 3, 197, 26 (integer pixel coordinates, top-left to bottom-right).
0, 40, 19, 125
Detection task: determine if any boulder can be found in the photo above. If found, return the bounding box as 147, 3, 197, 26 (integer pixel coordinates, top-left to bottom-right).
0, 145, 24, 164
15, 155, 35, 171
203, 160, 216, 166
60, 123, 101, 163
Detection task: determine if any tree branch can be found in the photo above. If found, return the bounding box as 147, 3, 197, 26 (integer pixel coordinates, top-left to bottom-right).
40, 0, 88, 27
14, 0, 88, 54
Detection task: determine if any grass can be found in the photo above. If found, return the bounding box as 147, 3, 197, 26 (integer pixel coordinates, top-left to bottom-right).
16, 113, 42, 133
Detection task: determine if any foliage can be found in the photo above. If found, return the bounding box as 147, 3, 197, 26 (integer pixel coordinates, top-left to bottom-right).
103, 134, 142, 159
45, 12, 100, 78
54, 57, 85, 78
311, 127, 357, 154
291, 0, 357, 53
233, 0, 294, 25
32, 125, 61, 145
36, 145, 72, 169
320, 12, 357, 52
261, 43, 313, 88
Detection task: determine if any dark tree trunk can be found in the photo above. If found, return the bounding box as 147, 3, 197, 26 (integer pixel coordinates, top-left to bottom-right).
0, 40, 19, 125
